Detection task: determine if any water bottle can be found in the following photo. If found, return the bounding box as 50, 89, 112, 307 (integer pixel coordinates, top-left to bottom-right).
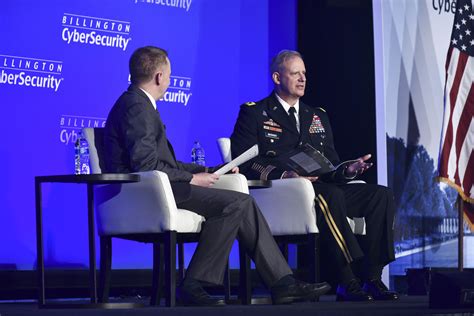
74, 138, 81, 175
74, 131, 90, 174
191, 141, 206, 166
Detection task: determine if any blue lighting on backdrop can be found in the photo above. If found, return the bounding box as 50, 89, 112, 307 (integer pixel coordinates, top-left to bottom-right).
0, 0, 296, 270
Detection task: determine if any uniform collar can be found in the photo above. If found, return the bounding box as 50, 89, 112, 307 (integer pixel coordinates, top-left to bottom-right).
265, 92, 299, 136
275, 93, 300, 115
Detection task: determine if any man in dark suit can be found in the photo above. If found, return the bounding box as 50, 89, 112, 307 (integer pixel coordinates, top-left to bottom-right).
231, 50, 398, 301
104, 46, 330, 306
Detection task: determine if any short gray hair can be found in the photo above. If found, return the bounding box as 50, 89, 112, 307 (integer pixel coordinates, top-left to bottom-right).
270, 50, 303, 73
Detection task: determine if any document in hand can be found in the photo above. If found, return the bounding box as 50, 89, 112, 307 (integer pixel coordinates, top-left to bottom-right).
284, 143, 358, 177
214, 144, 259, 175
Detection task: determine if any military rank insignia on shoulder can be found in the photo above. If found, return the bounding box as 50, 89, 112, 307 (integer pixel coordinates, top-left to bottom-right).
316, 107, 326, 112
245, 101, 256, 106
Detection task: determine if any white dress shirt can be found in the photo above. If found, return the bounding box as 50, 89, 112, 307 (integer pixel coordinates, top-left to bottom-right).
275, 93, 300, 132
140, 87, 157, 110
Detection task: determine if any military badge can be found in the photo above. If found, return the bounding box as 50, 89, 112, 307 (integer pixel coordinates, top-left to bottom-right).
263, 125, 282, 133
263, 119, 280, 127
263, 119, 282, 133
309, 114, 325, 134
265, 131, 280, 139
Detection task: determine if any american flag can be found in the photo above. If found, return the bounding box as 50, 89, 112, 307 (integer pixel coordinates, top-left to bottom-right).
438, 0, 474, 227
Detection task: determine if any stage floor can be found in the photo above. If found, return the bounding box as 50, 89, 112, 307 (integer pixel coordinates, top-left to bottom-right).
1, 296, 473, 316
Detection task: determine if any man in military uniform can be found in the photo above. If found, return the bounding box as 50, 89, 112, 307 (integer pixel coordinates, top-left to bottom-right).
231, 50, 398, 301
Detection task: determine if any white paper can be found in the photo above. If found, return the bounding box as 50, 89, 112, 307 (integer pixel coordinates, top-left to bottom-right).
214, 144, 259, 175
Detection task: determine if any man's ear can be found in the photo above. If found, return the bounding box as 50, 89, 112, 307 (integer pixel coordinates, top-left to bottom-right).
272, 72, 280, 85
154, 71, 163, 85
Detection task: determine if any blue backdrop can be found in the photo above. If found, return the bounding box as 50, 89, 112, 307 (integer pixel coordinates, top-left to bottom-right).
0, 0, 296, 270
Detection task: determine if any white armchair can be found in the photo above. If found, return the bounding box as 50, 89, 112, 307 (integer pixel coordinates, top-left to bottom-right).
217, 137, 367, 303
217, 138, 366, 235
217, 138, 319, 235
83, 128, 248, 307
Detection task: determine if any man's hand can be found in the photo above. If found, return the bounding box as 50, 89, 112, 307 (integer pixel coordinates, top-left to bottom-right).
345, 154, 373, 177
282, 170, 299, 179
302, 176, 319, 182
282, 170, 318, 182
190, 172, 220, 187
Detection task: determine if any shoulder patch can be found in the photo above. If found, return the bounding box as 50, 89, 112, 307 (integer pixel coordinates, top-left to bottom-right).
245, 101, 256, 107
316, 107, 326, 112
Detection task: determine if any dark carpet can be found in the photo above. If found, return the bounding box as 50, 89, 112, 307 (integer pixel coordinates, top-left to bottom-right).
1, 296, 473, 316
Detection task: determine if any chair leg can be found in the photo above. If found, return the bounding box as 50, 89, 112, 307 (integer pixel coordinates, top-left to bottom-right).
278, 242, 289, 261
307, 233, 320, 284
297, 244, 308, 273
238, 241, 251, 305
150, 242, 164, 306
164, 231, 177, 307
178, 242, 185, 284
224, 261, 231, 302
98, 236, 111, 303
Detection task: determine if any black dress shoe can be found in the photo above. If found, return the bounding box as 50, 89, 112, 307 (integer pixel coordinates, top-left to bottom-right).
297, 280, 332, 299
177, 279, 225, 306
271, 281, 331, 305
336, 279, 374, 302
362, 279, 399, 300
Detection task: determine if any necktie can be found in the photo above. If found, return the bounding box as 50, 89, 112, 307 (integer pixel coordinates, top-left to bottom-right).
288, 107, 299, 133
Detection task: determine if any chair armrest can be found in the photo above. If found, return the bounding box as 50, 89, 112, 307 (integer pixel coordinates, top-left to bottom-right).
94, 170, 203, 235
250, 178, 318, 235
211, 173, 249, 194
347, 217, 366, 235
83, 128, 102, 174
346, 180, 367, 235
347, 180, 366, 184
216, 138, 232, 163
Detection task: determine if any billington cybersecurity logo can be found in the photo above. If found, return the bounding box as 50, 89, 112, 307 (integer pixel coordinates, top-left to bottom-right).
135, 0, 193, 12
164, 75, 192, 105
0, 54, 64, 92
62, 13, 132, 51
59, 114, 106, 145
128, 74, 193, 106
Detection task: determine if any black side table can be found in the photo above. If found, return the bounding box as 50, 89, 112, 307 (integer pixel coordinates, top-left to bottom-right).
35, 173, 140, 308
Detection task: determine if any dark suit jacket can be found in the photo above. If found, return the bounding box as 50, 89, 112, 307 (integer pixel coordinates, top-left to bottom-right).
104, 85, 205, 202
231, 92, 347, 182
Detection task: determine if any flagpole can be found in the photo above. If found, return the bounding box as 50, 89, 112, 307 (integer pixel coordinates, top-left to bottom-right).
458, 195, 464, 271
